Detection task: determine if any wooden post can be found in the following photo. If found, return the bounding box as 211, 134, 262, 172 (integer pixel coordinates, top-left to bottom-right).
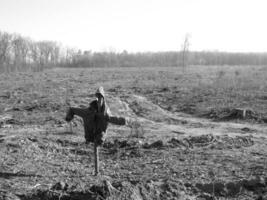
69, 121, 73, 133
94, 141, 99, 176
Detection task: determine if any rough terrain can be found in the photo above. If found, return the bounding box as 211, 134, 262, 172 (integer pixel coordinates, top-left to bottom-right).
0, 66, 267, 200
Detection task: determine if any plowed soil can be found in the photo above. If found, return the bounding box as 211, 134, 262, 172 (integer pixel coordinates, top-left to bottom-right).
0, 66, 267, 200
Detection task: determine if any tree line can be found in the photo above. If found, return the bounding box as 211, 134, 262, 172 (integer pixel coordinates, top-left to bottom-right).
0, 31, 62, 72
1, 30, 267, 72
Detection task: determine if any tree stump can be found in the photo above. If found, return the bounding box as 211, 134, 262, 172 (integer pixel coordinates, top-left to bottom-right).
232, 108, 254, 119
223, 108, 255, 120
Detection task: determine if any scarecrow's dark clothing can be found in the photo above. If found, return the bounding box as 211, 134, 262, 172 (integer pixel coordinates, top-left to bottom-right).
65, 100, 126, 145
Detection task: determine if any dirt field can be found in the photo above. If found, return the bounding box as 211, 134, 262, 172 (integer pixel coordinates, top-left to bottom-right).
0, 66, 267, 200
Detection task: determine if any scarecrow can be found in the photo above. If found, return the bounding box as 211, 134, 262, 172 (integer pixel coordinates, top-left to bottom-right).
65, 86, 131, 175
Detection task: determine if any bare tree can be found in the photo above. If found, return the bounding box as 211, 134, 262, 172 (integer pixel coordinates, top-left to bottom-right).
0, 31, 13, 72
12, 35, 30, 71
180, 34, 191, 71
50, 43, 60, 65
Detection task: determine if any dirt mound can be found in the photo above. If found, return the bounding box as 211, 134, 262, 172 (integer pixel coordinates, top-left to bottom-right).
19, 190, 94, 200
126, 95, 167, 122
103, 135, 254, 152
18, 180, 113, 200
123, 95, 184, 124
19, 180, 186, 200
203, 107, 266, 123
111, 179, 193, 200
6, 176, 267, 200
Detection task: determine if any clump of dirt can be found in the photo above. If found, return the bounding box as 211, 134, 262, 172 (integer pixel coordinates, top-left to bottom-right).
194, 176, 267, 198
186, 134, 215, 147
50, 181, 69, 191
143, 140, 164, 149
178, 103, 197, 115
167, 138, 192, 148
168, 134, 254, 150
0, 191, 21, 200
103, 139, 141, 149
213, 135, 254, 149
55, 139, 79, 147
0, 114, 22, 127
102, 139, 143, 159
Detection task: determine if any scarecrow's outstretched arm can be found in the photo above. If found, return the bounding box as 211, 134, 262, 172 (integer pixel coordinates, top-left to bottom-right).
103, 107, 126, 125
108, 116, 126, 125
109, 116, 140, 127
65, 107, 89, 122
105, 108, 140, 127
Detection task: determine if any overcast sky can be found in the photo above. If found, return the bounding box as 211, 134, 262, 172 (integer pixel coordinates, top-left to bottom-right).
0, 0, 266, 52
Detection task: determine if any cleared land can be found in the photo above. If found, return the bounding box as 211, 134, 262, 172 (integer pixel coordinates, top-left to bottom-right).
0, 65, 267, 200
